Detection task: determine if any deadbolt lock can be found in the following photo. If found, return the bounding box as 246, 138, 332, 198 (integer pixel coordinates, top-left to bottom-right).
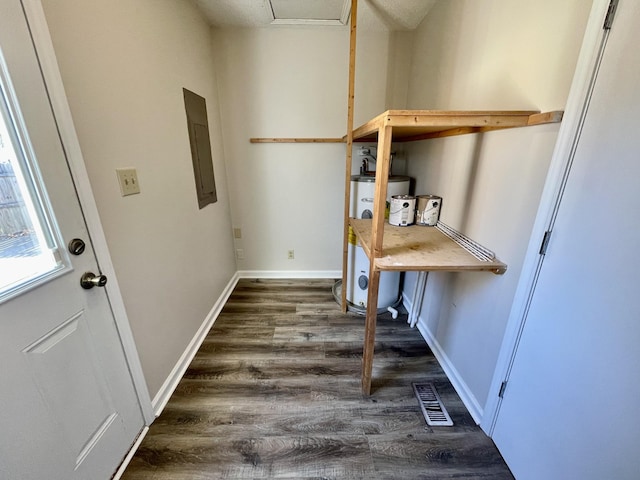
68, 238, 86, 255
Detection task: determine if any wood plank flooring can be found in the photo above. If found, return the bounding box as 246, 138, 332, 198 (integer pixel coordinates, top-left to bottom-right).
122, 279, 513, 479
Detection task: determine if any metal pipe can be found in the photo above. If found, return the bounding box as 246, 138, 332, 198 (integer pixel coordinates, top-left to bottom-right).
410, 272, 428, 328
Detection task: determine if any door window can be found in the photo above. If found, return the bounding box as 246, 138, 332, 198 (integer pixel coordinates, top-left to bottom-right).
0, 63, 66, 302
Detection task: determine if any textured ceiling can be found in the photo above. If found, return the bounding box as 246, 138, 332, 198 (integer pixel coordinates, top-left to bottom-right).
193, 0, 437, 31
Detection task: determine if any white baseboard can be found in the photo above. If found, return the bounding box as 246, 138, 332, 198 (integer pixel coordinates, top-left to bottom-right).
238, 270, 341, 279
151, 272, 240, 417
402, 292, 484, 424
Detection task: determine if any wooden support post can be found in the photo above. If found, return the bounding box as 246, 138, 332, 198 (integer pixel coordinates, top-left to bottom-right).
341, 0, 358, 312
361, 266, 380, 395
361, 123, 393, 395
371, 125, 393, 257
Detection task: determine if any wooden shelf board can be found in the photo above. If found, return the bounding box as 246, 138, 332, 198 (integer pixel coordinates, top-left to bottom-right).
248, 112, 564, 145
250, 137, 344, 143
350, 218, 506, 274
349, 110, 562, 143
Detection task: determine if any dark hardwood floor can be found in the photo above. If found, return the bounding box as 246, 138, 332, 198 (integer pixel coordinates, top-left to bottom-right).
122, 279, 513, 479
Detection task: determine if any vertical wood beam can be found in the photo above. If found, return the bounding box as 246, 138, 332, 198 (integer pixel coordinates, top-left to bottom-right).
361, 123, 392, 395
341, 0, 358, 312
361, 266, 380, 394
371, 124, 392, 257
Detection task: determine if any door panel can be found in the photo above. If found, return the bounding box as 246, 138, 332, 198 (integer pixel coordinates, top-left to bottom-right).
22, 311, 118, 465
0, 2, 144, 478
493, 2, 640, 479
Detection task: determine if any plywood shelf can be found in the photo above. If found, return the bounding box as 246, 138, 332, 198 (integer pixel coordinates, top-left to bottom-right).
249, 111, 562, 144
349, 109, 563, 143
250, 137, 344, 143
350, 219, 506, 274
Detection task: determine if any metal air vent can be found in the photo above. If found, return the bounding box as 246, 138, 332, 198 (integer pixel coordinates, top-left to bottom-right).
413, 383, 453, 426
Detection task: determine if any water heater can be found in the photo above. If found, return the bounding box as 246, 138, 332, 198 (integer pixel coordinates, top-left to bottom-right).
346, 175, 410, 309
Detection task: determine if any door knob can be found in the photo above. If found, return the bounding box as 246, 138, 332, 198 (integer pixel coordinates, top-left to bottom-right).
80, 271, 108, 289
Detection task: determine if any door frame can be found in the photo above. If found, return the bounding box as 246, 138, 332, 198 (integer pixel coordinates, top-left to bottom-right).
481, 0, 612, 435
21, 0, 154, 425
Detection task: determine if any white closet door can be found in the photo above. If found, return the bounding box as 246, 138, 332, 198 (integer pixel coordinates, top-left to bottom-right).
493, 1, 640, 479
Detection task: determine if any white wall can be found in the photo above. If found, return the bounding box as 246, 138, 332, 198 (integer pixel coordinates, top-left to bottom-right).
41, 0, 236, 398
384, 31, 414, 109
401, 0, 592, 419
212, 26, 390, 275
406, 0, 591, 111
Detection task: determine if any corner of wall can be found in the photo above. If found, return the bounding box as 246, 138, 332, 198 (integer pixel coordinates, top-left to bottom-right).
385, 30, 415, 109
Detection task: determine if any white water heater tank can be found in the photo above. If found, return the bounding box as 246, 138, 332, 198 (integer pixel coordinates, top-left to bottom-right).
346, 175, 410, 309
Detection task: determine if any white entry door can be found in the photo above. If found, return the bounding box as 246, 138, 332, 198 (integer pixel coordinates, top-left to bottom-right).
492, 1, 640, 479
0, 2, 144, 479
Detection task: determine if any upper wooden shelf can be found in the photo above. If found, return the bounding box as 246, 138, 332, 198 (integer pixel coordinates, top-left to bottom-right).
349, 110, 563, 143
249, 111, 562, 144
250, 137, 344, 143
350, 218, 507, 275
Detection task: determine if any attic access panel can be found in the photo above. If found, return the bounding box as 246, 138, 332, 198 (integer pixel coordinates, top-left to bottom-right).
269, 0, 351, 25
183, 88, 217, 209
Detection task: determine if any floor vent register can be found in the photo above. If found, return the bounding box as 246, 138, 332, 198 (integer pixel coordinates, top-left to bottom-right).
412, 383, 454, 426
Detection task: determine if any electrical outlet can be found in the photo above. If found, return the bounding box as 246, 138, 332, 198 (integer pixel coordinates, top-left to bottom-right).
236, 249, 244, 260
116, 168, 140, 196
287, 250, 294, 260
233, 228, 242, 239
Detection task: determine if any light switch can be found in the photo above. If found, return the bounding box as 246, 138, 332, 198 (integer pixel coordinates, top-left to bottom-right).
116, 168, 140, 196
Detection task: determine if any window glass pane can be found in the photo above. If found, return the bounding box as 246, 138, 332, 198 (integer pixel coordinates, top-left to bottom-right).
0, 76, 61, 301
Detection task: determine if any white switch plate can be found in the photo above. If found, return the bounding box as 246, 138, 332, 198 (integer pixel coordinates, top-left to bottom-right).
116, 168, 140, 196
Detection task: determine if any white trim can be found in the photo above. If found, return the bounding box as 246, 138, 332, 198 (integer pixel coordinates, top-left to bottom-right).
481, 0, 612, 436
20, 0, 155, 423
238, 270, 341, 279
151, 272, 239, 416
270, 19, 347, 26
403, 292, 483, 423
268, 0, 351, 26
111, 426, 149, 480
339, 0, 352, 25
